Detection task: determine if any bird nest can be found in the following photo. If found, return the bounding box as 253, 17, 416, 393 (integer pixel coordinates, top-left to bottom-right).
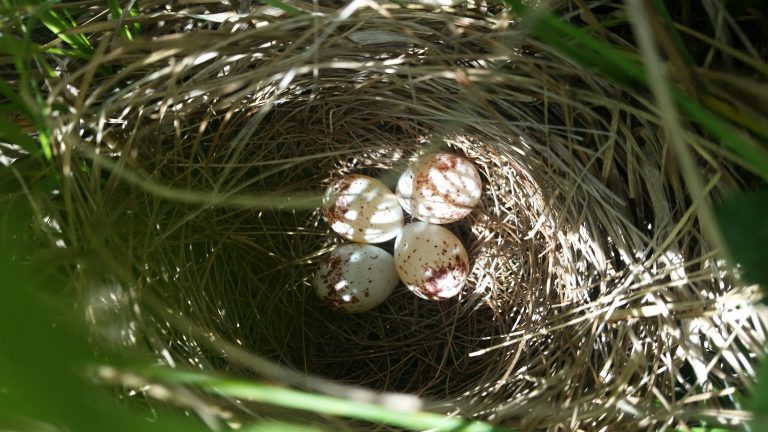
47, 1, 767, 430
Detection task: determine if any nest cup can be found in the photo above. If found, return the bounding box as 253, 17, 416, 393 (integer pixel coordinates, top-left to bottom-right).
51, 2, 768, 430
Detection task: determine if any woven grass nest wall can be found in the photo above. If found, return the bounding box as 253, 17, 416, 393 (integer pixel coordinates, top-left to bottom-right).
47, 1, 768, 430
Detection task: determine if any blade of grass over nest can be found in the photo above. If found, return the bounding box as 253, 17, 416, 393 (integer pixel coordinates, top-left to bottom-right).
74, 142, 322, 210
141, 294, 428, 413
131, 367, 513, 432
504, 0, 768, 179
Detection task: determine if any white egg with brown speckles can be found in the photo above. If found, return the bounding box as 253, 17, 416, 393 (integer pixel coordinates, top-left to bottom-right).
323, 175, 404, 243
314, 243, 399, 313
394, 222, 469, 300
396, 153, 482, 224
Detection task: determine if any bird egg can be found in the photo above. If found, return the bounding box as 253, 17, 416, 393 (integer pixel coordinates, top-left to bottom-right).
394, 222, 469, 300
323, 175, 404, 243
396, 153, 482, 224
314, 243, 399, 313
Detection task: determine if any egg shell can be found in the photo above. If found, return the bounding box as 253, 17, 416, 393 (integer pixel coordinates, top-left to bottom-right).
314, 243, 399, 313
396, 153, 482, 224
394, 222, 469, 300
323, 174, 404, 243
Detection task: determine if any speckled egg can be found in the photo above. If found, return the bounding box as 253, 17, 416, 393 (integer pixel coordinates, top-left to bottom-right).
323, 174, 404, 243
396, 153, 482, 224
394, 222, 469, 300
314, 243, 399, 313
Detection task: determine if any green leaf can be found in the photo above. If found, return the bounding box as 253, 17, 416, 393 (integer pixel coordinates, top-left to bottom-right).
715, 190, 768, 294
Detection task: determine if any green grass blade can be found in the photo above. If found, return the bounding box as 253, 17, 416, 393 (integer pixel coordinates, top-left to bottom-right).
105, 0, 134, 40
504, 0, 647, 87
129, 2, 141, 35
699, 93, 768, 142
37, 8, 94, 57
136, 367, 512, 432
37, 128, 52, 160
675, 89, 768, 177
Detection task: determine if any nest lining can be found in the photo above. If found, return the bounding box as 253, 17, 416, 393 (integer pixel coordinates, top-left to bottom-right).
47, 2, 768, 430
